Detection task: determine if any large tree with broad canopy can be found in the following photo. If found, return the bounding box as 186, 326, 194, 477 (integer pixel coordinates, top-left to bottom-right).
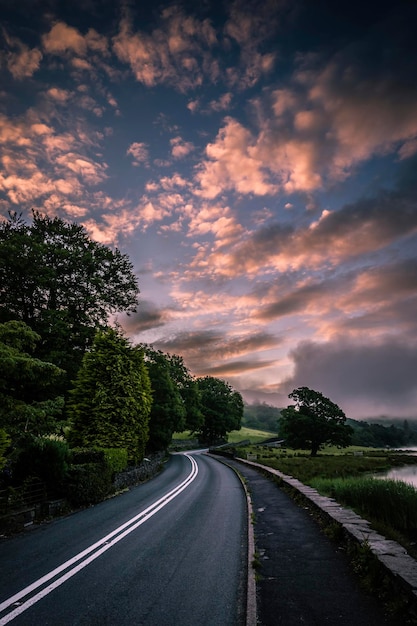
0, 211, 139, 386
279, 387, 352, 456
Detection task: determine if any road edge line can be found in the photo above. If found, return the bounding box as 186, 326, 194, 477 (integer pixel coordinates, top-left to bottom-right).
206, 453, 257, 626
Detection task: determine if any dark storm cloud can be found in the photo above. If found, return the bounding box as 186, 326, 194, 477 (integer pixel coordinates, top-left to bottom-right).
155, 329, 222, 353
155, 329, 277, 362
281, 338, 417, 417
202, 359, 276, 377
120, 300, 171, 333
255, 281, 333, 320
224, 183, 417, 276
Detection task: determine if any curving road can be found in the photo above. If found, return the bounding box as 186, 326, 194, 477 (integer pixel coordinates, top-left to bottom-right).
0, 453, 248, 625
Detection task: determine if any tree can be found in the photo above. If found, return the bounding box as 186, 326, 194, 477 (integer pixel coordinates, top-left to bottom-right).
196, 377, 243, 444
164, 354, 203, 433
279, 387, 352, 456
0, 320, 65, 441
143, 348, 187, 451
67, 327, 152, 464
0, 211, 139, 385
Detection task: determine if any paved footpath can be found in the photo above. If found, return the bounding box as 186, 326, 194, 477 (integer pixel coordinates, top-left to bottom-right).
223, 458, 404, 626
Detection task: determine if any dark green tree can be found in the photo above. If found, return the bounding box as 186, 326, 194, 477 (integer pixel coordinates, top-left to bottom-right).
0, 211, 139, 386
143, 348, 187, 451
165, 354, 203, 433
279, 387, 352, 456
196, 376, 243, 444
0, 320, 65, 441
67, 327, 152, 463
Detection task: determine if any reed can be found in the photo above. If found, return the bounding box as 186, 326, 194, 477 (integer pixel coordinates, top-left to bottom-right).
311, 476, 417, 532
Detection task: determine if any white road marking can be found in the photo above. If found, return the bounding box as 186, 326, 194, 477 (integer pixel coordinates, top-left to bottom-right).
0, 453, 198, 624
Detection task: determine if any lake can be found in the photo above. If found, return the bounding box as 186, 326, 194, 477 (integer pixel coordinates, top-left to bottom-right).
376, 463, 417, 489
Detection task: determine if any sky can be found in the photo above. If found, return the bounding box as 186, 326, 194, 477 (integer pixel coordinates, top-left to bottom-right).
1, 0, 417, 420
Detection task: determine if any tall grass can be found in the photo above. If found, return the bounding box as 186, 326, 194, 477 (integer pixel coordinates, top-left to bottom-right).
311, 477, 417, 532
238, 451, 397, 483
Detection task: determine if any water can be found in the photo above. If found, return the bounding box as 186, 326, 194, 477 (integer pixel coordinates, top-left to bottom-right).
376, 464, 417, 489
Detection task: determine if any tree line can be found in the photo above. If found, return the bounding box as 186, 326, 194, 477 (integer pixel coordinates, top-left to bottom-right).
242, 400, 417, 451
0, 212, 243, 492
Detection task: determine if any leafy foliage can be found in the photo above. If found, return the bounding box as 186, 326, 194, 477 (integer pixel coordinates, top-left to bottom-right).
279, 387, 352, 456
167, 354, 204, 433
0, 428, 11, 471
66, 463, 113, 507
143, 347, 187, 451
67, 327, 152, 463
0, 211, 139, 385
348, 419, 417, 448
70, 447, 128, 473
13, 436, 71, 494
196, 376, 243, 444
0, 320, 65, 440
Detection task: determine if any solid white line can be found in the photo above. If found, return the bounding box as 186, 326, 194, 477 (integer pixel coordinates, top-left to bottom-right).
0, 453, 198, 625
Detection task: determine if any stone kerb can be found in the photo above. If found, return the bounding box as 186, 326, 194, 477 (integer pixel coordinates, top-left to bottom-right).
236, 456, 417, 610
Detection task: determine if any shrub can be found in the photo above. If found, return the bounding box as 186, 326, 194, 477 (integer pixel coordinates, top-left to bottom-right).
13, 436, 70, 494
102, 448, 128, 474
66, 463, 113, 507
70, 447, 128, 474
0, 428, 10, 471
65, 447, 128, 507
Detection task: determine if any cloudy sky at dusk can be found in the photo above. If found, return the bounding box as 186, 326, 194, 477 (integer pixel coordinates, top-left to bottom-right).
1, 0, 417, 419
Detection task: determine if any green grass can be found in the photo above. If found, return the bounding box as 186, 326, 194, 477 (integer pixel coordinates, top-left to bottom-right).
172, 426, 276, 444
235, 445, 417, 481
311, 476, 417, 533
227, 426, 277, 443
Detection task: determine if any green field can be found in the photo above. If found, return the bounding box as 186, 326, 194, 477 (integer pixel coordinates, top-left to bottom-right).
172, 426, 276, 445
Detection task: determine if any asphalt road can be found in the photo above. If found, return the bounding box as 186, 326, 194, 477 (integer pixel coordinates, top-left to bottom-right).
0, 453, 247, 626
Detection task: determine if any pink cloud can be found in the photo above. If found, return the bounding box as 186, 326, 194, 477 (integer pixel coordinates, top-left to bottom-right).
46, 87, 71, 103
5, 40, 42, 80
170, 136, 194, 159
55, 154, 108, 184
127, 142, 149, 166
43, 23, 88, 56
113, 8, 216, 91
195, 117, 278, 198
195, 185, 417, 277
42, 23, 108, 58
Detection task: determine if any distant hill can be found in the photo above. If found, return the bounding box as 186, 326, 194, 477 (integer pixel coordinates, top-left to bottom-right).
347, 417, 417, 448
242, 402, 281, 434
243, 402, 417, 448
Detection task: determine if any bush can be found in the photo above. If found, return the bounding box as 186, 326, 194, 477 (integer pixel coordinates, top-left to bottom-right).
70, 447, 128, 474
102, 448, 128, 474
70, 448, 106, 464
65, 447, 128, 507
66, 463, 113, 507
13, 436, 70, 494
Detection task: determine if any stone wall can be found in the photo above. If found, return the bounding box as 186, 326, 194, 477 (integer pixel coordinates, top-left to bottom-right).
113, 451, 166, 490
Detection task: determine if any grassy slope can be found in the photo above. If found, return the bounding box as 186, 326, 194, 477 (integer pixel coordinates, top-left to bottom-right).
172, 426, 277, 444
